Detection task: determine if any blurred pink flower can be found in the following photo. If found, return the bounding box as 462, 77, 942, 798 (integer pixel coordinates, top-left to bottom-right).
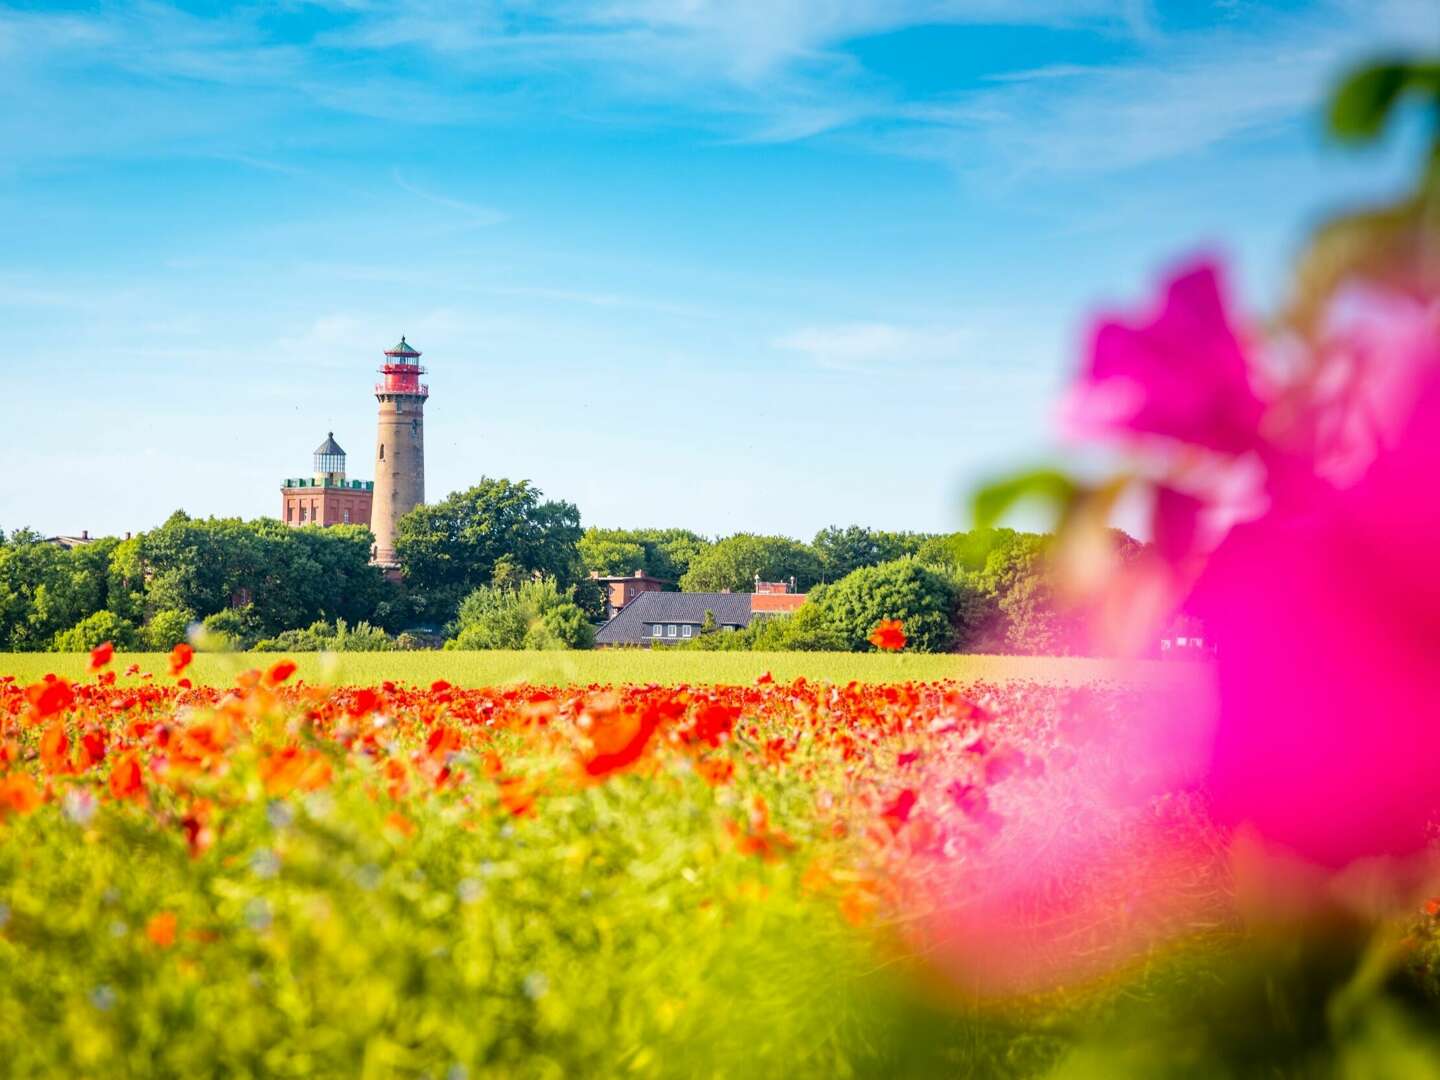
1065, 260, 1266, 454
1066, 259, 1440, 867
1194, 365, 1440, 866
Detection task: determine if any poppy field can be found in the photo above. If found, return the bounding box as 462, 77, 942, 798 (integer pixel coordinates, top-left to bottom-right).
0, 645, 1244, 1079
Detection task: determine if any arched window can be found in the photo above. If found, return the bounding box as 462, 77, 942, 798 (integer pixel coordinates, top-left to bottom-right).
379, 443, 385, 461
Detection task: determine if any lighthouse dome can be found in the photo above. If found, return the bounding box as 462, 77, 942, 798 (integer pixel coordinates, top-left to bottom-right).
313, 432, 347, 482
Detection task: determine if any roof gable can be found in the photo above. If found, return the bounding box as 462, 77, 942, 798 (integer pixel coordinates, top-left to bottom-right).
594, 592, 752, 645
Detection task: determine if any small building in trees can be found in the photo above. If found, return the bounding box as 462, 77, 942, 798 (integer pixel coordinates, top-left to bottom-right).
594, 592, 753, 647
280, 433, 374, 529
750, 577, 806, 614
589, 569, 668, 620
593, 585, 809, 647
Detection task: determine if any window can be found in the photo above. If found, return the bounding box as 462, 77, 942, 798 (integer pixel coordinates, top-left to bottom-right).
667, 624, 677, 638
652, 624, 662, 638
343, 509, 350, 524
286, 504, 293, 523
299, 506, 307, 522
379, 444, 385, 461
682, 624, 692, 638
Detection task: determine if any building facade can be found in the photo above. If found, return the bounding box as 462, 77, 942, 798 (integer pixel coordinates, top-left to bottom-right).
589, 570, 668, 621
280, 433, 374, 528
371, 336, 428, 567
594, 592, 754, 648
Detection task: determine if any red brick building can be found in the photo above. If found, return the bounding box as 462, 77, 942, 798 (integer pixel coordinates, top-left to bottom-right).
589, 570, 668, 620
750, 578, 806, 614
280, 433, 374, 528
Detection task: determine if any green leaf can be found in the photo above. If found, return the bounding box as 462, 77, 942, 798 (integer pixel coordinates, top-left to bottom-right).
1328, 61, 1440, 143
972, 469, 1078, 532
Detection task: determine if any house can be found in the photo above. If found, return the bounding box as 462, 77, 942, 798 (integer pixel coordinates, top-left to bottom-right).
594, 592, 754, 647
750, 577, 806, 614
46, 530, 97, 549
589, 570, 669, 621
593, 581, 811, 647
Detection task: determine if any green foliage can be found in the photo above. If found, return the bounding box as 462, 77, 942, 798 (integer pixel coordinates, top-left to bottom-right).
578, 527, 710, 582
201, 606, 265, 651
396, 480, 584, 623
448, 578, 594, 651
142, 609, 194, 651
106, 514, 392, 640
972, 469, 1078, 532
0, 531, 124, 651
819, 558, 959, 652
679, 534, 823, 594
51, 609, 138, 652
1329, 59, 1440, 144
811, 525, 930, 582
253, 618, 395, 652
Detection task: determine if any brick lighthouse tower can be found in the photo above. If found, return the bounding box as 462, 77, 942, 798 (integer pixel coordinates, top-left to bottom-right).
370, 336, 429, 568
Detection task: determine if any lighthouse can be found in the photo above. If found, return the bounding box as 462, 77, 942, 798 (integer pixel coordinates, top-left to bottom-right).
371, 336, 429, 568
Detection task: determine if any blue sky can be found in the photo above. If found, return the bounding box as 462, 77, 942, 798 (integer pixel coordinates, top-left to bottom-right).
3, 0, 1435, 540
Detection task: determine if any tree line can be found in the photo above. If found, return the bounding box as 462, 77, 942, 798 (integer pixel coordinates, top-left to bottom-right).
0, 478, 1139, 654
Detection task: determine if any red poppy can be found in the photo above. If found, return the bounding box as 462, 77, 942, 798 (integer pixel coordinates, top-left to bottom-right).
89, 641, 115, 671
39, 721, 70, 775
265, 660, 297, 687
581, 705, 659, 778
880, 788, 917, 833
168, 643, 194, 676
108, 751, 147, 802
347, 688, 380, 718
0, 773, 42, 817
868, 620, 907, 651
25, 678, 74, 722
146, 911, 177, 948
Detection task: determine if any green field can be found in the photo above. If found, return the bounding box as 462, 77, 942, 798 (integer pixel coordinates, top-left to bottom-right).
0, 649, 1182, 688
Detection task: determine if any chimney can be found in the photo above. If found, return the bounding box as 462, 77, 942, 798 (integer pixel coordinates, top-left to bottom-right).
634, 569, 645, 578
81, 530, 89, 540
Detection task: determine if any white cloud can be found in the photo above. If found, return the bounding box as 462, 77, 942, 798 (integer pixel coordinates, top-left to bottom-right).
773, 321, 974, 371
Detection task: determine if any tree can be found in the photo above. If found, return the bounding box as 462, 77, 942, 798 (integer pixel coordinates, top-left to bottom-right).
0, 531, 123, 651
678, 534, 822, 594
447, 578, 593, 651
577, 527, 710, 582
143, 609, 194, 651
52, 610, 138, 652
820, 558, 958, 653
396, 480, 583, 622
107, 514, 392, 638
253, 619, 394, 652
812, 526, 930, 582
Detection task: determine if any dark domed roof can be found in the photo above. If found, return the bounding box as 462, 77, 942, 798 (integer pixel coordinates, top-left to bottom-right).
314, 432, 345, 457
385, 335, 421, 357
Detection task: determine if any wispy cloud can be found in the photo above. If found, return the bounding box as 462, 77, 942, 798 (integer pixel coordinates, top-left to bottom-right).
3, 0, 1436, 177
773, 321, 974, 372
391, 171, 508, 227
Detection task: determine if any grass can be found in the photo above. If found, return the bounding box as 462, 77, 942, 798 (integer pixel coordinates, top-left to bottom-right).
0, 650, 1190, 688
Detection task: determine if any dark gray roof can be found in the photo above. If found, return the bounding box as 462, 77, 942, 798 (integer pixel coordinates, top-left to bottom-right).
594, 591, 752, 646
314, 432, 345, 456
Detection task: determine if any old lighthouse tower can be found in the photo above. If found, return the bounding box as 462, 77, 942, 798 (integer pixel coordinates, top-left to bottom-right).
371, 336, 429, 567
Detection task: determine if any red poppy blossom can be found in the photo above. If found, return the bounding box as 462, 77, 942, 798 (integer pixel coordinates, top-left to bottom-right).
265, 660, 297, 687
169, 643, 194, 677
89, 641, 115, 671
25, 678, 74, 722
868, 620, 907, 651
108, 751, 147, 803
146, 911, 177, 948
